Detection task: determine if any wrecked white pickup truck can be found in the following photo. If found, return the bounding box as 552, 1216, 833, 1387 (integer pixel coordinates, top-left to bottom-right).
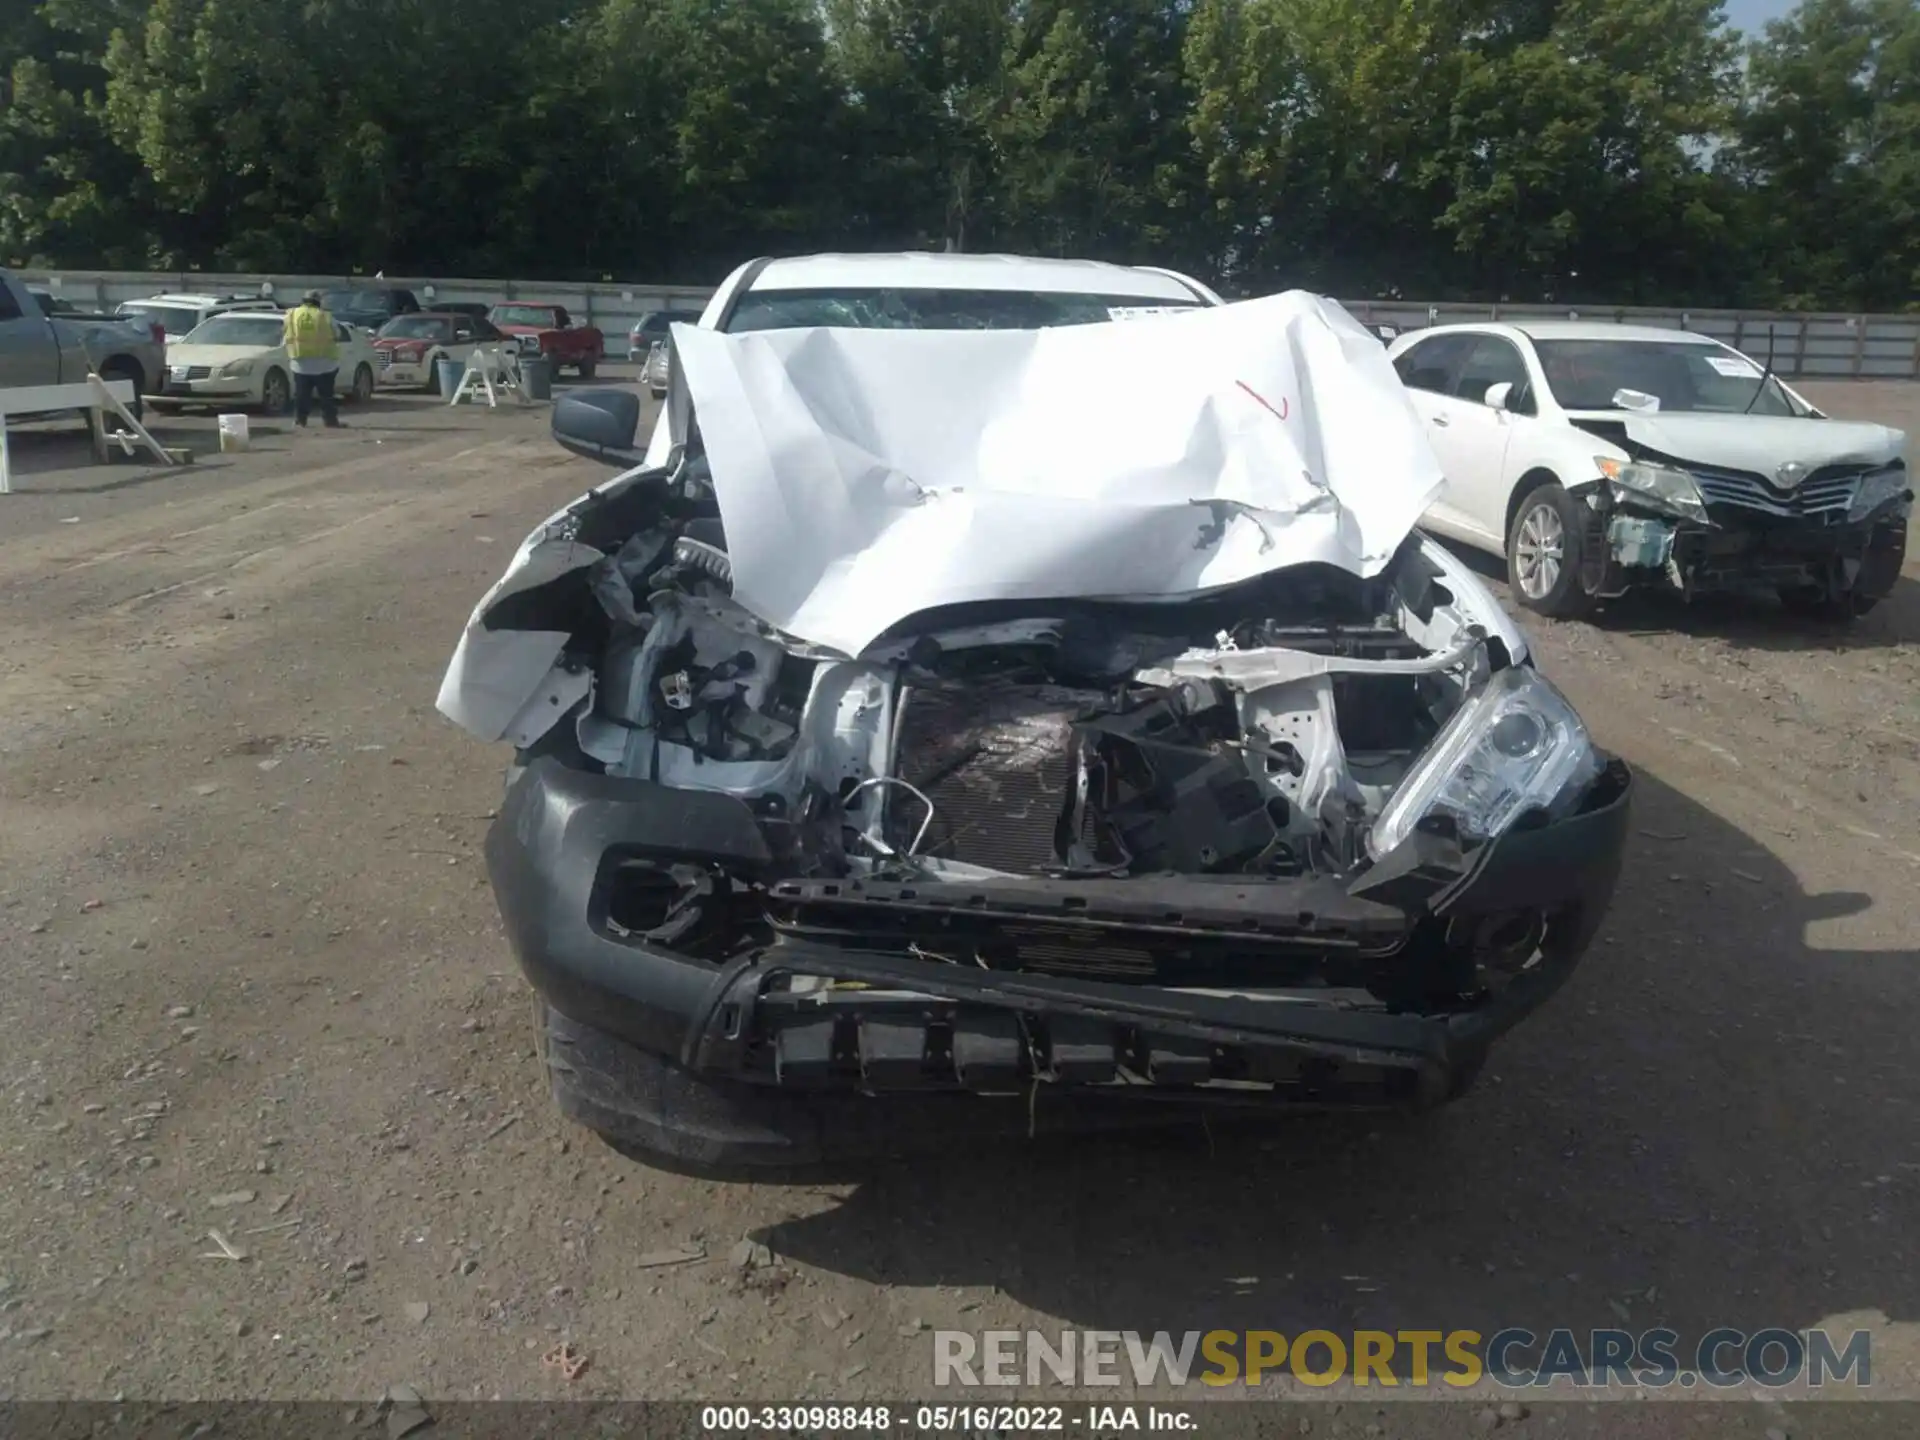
437, 260, 1631, 1171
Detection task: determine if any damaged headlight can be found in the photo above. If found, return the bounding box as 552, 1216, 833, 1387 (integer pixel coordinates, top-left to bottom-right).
1596, 456, 1708, 524
218, 359, 256, 380
1846, 465, 1911, 522
1367, 665, 1602, 860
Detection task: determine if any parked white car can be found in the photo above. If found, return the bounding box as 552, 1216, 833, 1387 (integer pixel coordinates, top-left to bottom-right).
644, 338, 670, 398
1386, 321, 1910, 620
115, 292, 280, 343
148, 311, 380, 414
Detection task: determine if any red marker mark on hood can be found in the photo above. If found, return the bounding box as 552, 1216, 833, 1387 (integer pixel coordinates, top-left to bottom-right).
1235, 380, 1289, 421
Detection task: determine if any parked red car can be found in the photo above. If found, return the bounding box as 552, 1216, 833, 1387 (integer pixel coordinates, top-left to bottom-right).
371, 312, 507, 392
486, 303, 604, 378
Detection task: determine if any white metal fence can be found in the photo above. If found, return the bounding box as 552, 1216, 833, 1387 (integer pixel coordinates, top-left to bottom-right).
19, 268, 1920, 379
1342, 300, 1920, 381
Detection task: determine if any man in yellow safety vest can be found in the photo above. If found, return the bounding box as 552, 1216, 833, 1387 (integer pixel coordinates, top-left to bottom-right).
282, 289, 343, 428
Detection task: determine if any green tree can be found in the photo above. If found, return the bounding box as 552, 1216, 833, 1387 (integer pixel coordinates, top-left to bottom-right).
1736, 0, 1920, 308
1187, 0, 1742, 301
98, 0, 604, 273
1187, 0, 1478, 295
1, 0, 162, 266
0, 0, 1914, 307
989, 0, 1210, 267
1432, 0, 1741, 303
659, 0, 853, 267
825, 0, 1011, 250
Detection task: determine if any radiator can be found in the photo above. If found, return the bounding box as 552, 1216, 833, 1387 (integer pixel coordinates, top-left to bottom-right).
884, 682, 1102, 874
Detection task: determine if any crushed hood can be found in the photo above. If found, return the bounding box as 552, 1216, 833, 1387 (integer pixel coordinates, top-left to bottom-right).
1574, 411, 1906, 478
672, 291, 1443, 656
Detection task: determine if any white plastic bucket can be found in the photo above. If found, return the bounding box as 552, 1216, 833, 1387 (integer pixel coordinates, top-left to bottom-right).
217, 413, 251, 453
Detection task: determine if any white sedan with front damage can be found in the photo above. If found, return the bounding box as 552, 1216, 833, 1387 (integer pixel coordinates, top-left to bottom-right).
149, 311, 381, 415
436, 256, 1632, 1174
1387, 321, 1910, 620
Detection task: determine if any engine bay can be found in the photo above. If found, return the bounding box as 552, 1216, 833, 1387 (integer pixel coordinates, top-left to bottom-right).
557, 494, 1497, 890
440, 303, 1628, 1108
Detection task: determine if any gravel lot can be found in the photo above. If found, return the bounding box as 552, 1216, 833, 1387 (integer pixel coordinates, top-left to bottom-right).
1, 371, 1916, 1433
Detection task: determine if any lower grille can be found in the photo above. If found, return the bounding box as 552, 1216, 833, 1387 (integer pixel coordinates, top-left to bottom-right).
748, 1006, 1413, 1097
995, 925, 1157, 980
764, 874, 1412, 989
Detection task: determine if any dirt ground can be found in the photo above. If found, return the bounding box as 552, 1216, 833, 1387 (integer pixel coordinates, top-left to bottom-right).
1, 370, 1917, 1434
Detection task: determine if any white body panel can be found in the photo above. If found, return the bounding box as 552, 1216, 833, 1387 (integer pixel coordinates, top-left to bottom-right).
1386, 321, 1906, 557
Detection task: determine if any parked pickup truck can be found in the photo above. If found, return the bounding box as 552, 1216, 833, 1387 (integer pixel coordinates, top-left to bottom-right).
2, 268, 165, 418
30, 290, 118, 322
486, 303, 603, 378
322, 287, 422, 334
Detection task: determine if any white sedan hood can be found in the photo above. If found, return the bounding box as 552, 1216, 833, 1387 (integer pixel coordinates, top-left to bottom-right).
675, 291, 1441, 656
164, 342, 280, 367
437, 291, 1448, 740
1578, 411, 1906, 478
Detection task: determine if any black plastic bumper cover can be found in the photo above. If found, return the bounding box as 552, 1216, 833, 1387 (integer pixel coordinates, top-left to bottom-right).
1595, 501, 1908, 599
489, 757, 1632, 1166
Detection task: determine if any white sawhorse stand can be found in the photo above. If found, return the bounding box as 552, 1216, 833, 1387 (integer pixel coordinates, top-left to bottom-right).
0, 374, 176, 495
447, 345, 532, 408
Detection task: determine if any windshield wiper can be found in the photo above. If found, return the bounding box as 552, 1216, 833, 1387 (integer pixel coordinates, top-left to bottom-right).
1743, 322, 1777, 415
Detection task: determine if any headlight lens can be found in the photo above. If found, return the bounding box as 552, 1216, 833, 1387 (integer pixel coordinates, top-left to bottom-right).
218, 359, 256, 379
1597, 455, 1708, 524
1368, 665, 1603, 860
1846, 465, 1911, 522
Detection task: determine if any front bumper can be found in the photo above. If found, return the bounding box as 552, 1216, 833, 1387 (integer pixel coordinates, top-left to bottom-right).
488, 756, 1632, 1165
1586, 494, 1910, 601
376, 359, 431, 387
156, 378, 255, 402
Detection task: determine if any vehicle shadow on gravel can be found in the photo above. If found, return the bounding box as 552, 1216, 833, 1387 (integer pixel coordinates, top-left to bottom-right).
1594, 581, 1920, 653
1434, 534, 1920, 653
756, 765, 1913, 1362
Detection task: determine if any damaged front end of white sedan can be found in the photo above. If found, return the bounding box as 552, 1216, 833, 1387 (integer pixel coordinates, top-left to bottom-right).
438, 290, 1631, 1171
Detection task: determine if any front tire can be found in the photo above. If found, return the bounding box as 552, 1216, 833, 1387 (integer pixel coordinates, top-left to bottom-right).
350, 363, 374, 404
1506, 483, 1592, 618
577, 357, 597, 380
260, 367, 290, 415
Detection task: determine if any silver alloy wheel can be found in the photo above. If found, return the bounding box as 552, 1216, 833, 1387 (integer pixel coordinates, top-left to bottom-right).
1514, 499, 1566, 600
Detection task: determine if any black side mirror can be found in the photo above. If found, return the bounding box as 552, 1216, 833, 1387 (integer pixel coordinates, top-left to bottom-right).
553, 388, 643, 467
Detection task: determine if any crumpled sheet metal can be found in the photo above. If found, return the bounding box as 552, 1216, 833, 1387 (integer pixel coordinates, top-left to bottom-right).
672, 290, 1444, 657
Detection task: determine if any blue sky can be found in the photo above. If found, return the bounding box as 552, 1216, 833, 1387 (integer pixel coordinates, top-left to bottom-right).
1724, 0, 1797, 34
